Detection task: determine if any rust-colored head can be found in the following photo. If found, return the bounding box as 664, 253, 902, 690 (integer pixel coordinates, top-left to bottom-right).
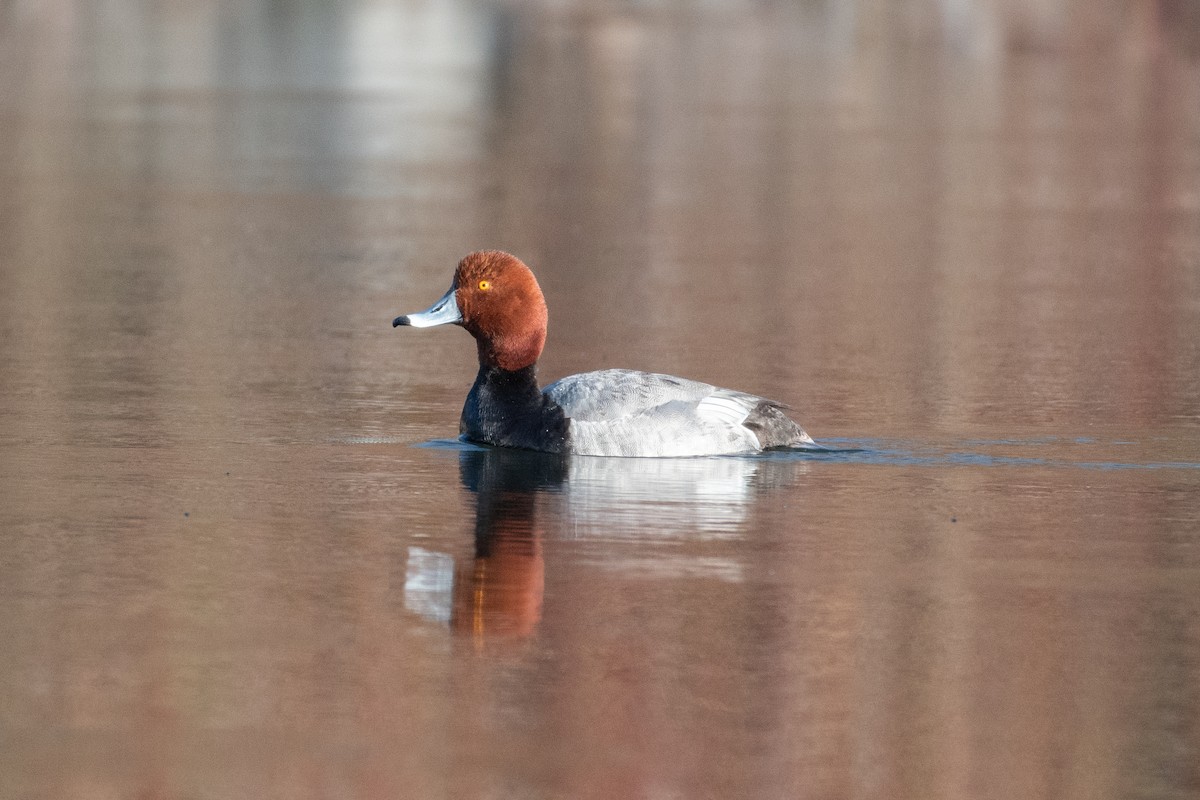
393, 250, 548, 372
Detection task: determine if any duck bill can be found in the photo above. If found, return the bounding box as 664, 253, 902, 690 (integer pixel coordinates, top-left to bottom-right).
393, 286, 461, 328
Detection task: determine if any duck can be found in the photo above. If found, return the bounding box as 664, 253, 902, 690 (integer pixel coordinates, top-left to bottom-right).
392, 250, 823, 457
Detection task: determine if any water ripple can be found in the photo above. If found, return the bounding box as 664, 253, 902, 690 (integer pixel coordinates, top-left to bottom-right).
803, 438, 1200, 471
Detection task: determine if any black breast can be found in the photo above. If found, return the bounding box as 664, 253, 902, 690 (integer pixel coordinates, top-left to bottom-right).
460, 364, 570, 453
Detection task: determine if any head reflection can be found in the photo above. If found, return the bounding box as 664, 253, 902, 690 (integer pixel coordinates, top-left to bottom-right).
452, 447, 566, 641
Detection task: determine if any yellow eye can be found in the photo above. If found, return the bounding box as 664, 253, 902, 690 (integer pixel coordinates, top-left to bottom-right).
478, 280, 491, 291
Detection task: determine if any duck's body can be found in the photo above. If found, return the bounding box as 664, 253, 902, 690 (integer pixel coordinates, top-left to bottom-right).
394, 251, 821, 457
547, 369, 813, 456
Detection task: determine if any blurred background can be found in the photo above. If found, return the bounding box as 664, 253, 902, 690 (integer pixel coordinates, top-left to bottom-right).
1, 2, 1199, 799
3, 0, 1198, 439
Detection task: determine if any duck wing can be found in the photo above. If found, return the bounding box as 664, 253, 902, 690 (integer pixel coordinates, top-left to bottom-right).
543, 369, 813, 456
544, 369, 731, 419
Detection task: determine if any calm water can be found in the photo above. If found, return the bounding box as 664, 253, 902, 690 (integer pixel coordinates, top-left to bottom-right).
2, 1, 1200, 798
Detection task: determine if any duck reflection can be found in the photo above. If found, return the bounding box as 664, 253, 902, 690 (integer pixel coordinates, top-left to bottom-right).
405, 446, 815, 642
451, 447, 566, 640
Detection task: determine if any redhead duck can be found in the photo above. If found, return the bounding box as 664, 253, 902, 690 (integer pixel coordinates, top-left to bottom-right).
393, 250, 822, 457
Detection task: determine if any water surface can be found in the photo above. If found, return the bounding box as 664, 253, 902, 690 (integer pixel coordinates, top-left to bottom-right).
2, 2, 1199, 798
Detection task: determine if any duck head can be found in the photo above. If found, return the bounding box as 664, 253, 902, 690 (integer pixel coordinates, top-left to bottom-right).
393, 250, 548, 372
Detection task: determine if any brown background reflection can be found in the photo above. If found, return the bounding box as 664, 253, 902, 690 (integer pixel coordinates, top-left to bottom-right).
1, 2, 1198, 799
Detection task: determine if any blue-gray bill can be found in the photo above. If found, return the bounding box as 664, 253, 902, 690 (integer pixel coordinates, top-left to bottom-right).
393, 285, 461, 328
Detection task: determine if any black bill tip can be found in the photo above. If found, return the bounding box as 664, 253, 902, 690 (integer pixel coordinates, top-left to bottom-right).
392, 316, 410, 327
